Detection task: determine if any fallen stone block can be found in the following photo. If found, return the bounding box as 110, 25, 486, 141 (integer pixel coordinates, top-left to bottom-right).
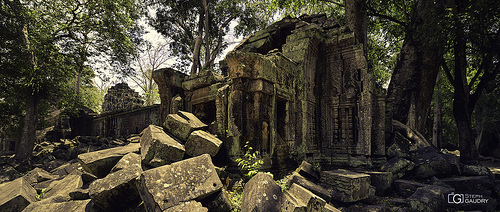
407, 185, 453, 212
140, 125, 185, 167
282, 190, 306, 212
202, 189, 232, 212
241, 172, 283, 212
0, 177, 37, 212
185, 130, 223, 157
89, 165, 143, 212
286, 183, 326, 212
69, 187, 90, 200
43, 170, 83, 201
22, 167, 57, 185
21, 199, 93, 212
110, 152, 141, 173
393, 179, 427, 197
138, 154, 222, 211
381, 157, 415, 179
323, 203, 341, 212
462, 163, 494, 180
287, 173, 332, 202
78, 142, 140, 178
0, 165, 21, 184
365, 171, 393, 196
163, 201, 208, 212
320, 169, 372, 202
163, 111, 208, 141
296, 161, 319, 181
50, 160, 81, 177
410, 150, 452, 179
441, 176, 493, 193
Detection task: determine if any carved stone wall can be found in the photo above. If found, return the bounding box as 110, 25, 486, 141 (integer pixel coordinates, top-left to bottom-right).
102, 83, 144, 113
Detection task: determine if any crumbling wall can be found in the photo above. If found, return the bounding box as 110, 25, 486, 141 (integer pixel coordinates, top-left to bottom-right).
102, 83, 144, 113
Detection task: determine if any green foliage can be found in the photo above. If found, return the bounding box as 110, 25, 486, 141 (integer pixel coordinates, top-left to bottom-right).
228, 189, 243, 212
236, 142, 264, 181
35, 188, 51, 201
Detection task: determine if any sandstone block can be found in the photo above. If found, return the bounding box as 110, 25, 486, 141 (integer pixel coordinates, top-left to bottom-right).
110, 152, 141, 173
296, 161, 319, 181
138, 154, 222, 211
22, 167, 57, 185
163, 111, 207, 141
407, 185, 453, 212
0, 177, 37, 212
163, 201, 208, 212
78, 142, 140, 178
393, 179, 427, 197
89, 165, 143, 212
283, 183, 326, 212
185, 130, 222, 157
202, 189, 232, 212
365, 171, 393, 196
140, 125, 185, 167
381, 157, 415, 179
287, 173, 332, 202
241, 172, 283, 212
43, 171, 83, 200
21, 199, 93, 212
320, 169, 372, 202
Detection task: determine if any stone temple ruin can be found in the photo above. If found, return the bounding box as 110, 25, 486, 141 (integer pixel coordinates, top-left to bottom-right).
153, 14, 386, 172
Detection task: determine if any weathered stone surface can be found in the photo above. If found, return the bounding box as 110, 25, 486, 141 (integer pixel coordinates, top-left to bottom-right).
185, 130, 222, 157
202, 189, 232, 212
441, 176, 493, 193
296, 161, 319, 181
284, 183, 326, 212
462, 163, 494, 179
140, 125, 185, 167
380, 157, 415, 179
323, 203, 341, 212
110, 152, 141, 173
0, 165, 21, 184
320, 169, 372, 203
410, 150, 452, 179
287, 173, 332, 202
163, 201, 208, 212
69, 187, 90, 200
0, 177, 37, 212
393, 180, 427, 197
21, 199, 94, 212
102, 82, 144, 113
78, 142, 140, 178
43, 170, 83, 200
89, 165, 143, 211
22, 167, 57, 185
407, 185, 453, 212
241, 172, 283, 212
365, 171, 393, 196
50, 160, 81, 177
182, 69, 225, 91
138, 154, 222, 211
163, 111, 208, 141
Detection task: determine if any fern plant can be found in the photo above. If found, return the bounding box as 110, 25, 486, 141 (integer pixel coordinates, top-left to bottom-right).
236, 142, 264, 181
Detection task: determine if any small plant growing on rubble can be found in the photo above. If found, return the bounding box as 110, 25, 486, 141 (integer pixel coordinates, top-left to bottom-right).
236, 141, 264, 181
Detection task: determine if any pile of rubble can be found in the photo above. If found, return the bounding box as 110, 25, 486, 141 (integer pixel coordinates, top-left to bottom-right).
102, 82, 144, 113
0, 111, 228, 211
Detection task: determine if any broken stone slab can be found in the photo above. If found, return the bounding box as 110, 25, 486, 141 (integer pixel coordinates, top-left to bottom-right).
381, 157, 415, 179
50, 160, 81, 177
110, 152, 141, 173
138, 154, 222, 211
185, 130, 223, 157
440, 176, 493, 193
287, 173, 332, 202
241, 172, 283, 212
22, 167, 57, 185
201, 189, 232, 212
406, 185, 453, 212
69, 187, 90, 200
163, 111, 208, 141
365, 171, 393, 196
323, 203, 342, 212
0, 164, 21, 184
0, 177, 37, 212
283, 183, 326, 212
320, 169, 372, 203
410, 150, 451, 179
296, 161, 320, 181
89, 165, 143, 212
182, 69, 225, 91
163, 201, 208, 212
21, 199, 93, 212
43, 170, 83, 201
462, 163, 494, 180
393, 179, 427, 198
78, 142, 140, 178
140, 125, 185, 167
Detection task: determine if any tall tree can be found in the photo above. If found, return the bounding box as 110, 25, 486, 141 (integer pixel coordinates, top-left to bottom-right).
149, 0, 268, 74
0, 0, 144, 159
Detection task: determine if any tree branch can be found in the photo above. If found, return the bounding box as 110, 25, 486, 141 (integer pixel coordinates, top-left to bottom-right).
440, 57, 455, 85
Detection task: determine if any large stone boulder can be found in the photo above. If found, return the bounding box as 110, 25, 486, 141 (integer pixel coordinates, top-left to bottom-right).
410, 148, 453, 179
241, 172, 283, 212
78, 142, 140, 178
365, 171, 393, 196
201, 189, 232, 212
381, 157, 415, 179
138, 154, 222, 211
287, 173, 332, 202
282, 183, 327, 212
140, 125, 185, 167
163, 111, 208, 141
110, 152, 141, 173
89, 165, 143, 212
185, 130, 223, 157
42, 170, 83, 201
407, 185, 453, 212
0, 177, 37, 212
163, 201, 208, 212
21, 199, 94, 212
394, 179, 427, 197
320, 169, 373, 203
296, 161, 320, 181
22, 167, 57, 186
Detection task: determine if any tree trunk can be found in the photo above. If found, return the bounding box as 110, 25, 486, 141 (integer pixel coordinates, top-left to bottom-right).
202, 0, 210, 69
386, 0, 443, 133
190, 13, 204, 75
16, 92, 38, 159
75, 71, 81, 95
345, 0, 367, 52
432, 74, 443, 149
